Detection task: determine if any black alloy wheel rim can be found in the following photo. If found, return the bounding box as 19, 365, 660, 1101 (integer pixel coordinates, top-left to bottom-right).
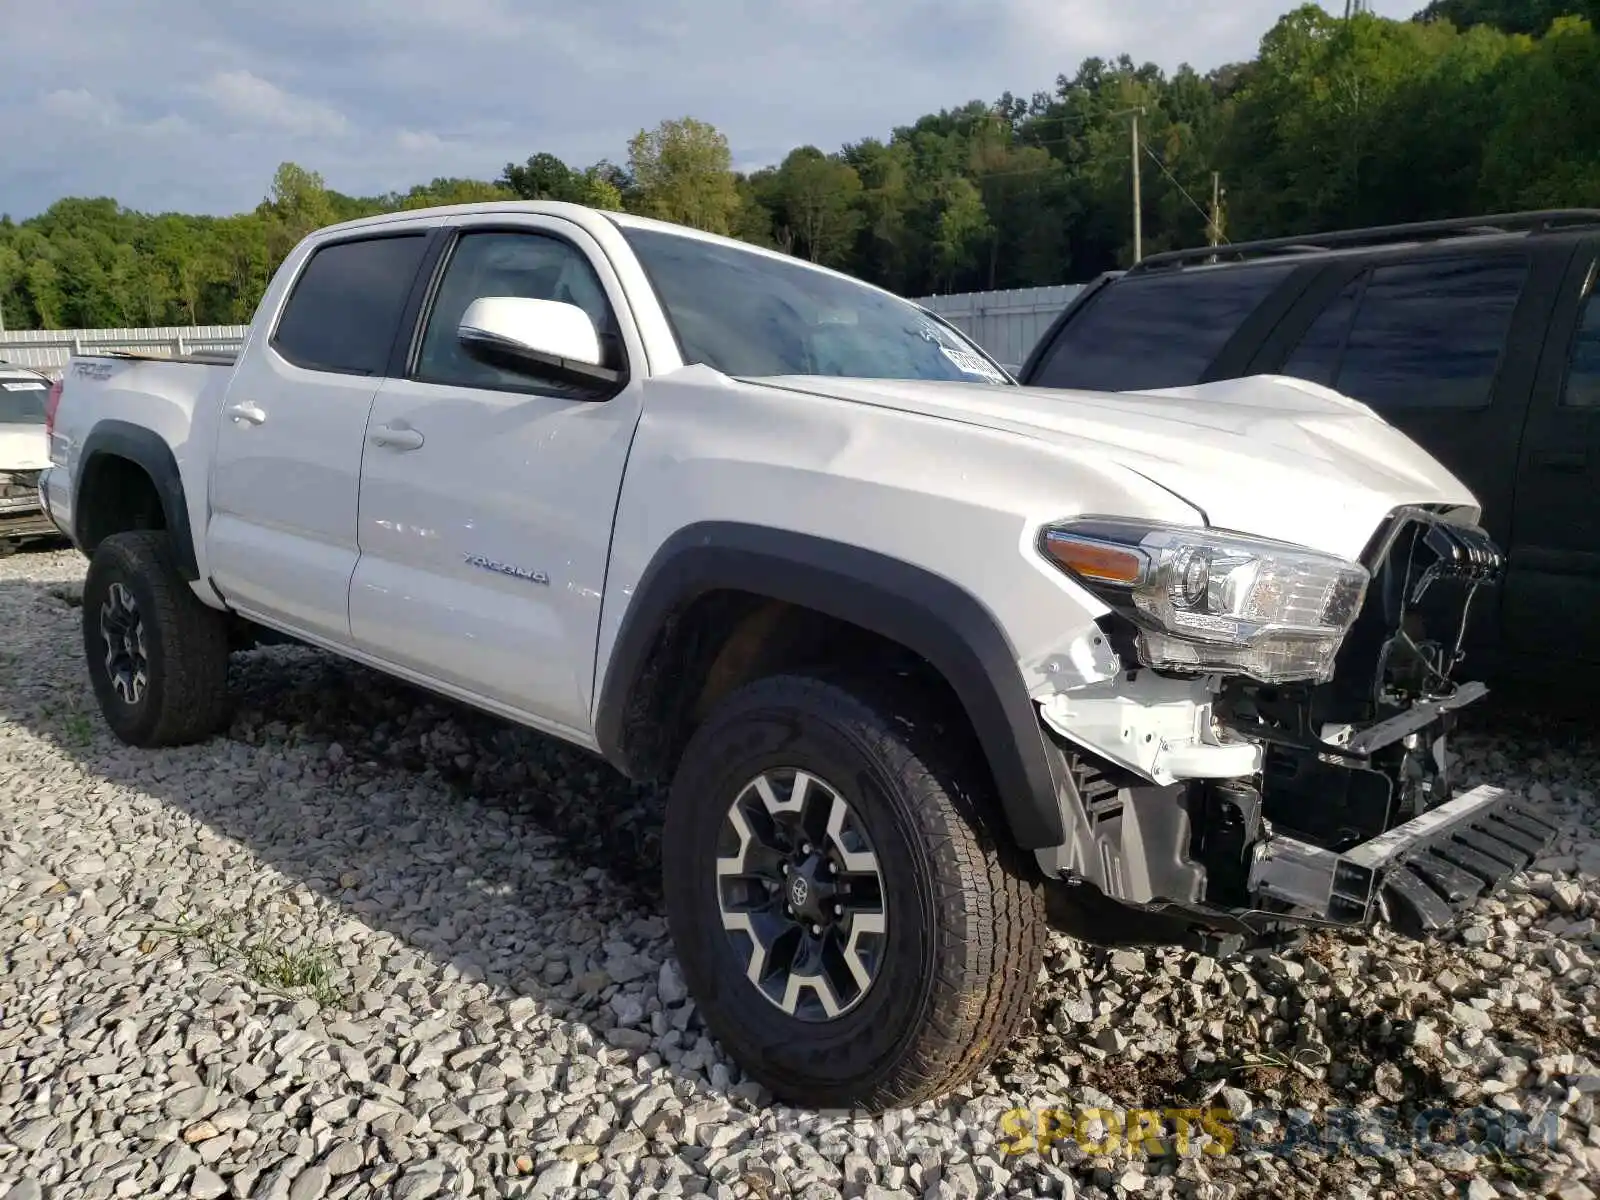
714, 768, 888, 1022
99, 581, 149, 704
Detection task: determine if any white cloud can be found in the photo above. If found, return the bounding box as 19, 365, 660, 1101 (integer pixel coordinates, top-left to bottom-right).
199, 70, 349, 138
0, 0, 1426, 219
38, 88, 123, 127
396, 130, 447, 154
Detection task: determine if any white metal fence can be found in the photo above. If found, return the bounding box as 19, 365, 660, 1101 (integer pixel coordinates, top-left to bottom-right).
0, 326, 249, 378
916, 284, 1083, 369
0, 284, 1082, 379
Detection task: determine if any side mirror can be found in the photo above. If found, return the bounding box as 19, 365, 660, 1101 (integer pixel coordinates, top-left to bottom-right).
457, 296, 624, 391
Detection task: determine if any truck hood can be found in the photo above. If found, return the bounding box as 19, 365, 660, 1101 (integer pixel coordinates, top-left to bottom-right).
0, 424, 51, 472
750, 372, 1478, 562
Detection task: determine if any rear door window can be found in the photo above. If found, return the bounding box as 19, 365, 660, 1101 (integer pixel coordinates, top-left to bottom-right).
1281, 279, 1363, 387
1284, 255, 1529, 410
271, 233, 432, 376
1028, 263, 1295, 392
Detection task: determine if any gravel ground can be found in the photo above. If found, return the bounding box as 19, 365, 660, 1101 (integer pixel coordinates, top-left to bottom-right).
3, 545, 1599, 1200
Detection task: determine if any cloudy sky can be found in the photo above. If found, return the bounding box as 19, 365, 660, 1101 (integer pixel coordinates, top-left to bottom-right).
1, 0, 1418, 220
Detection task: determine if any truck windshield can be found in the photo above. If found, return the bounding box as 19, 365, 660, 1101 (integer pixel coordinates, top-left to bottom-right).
622, 226, 1011, 386
0, 378, 48, 424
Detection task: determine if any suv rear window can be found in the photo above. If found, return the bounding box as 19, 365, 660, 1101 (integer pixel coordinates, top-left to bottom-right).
271, 233, 431, 376
1028, 263, 1294, 392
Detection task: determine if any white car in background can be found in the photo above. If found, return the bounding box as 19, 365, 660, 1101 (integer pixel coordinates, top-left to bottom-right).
0, 360, 56, 555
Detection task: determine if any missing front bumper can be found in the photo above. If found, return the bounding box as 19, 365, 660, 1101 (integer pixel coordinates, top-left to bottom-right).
1249, 783, 1561, 938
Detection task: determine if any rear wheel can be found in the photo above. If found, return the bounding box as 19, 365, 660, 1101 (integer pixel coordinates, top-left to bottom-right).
662, 672, 1046, 1112
82, 531, 233, 747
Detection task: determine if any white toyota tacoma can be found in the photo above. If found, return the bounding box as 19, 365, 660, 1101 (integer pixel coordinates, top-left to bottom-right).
39, 201, 1556, 1112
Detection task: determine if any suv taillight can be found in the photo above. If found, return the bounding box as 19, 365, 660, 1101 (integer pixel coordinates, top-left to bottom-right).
45, 379, 62, 439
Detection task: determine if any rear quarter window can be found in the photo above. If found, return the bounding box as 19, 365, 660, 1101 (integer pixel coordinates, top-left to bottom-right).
1281, 254, 1530, 410
1028, 263, 1295, 392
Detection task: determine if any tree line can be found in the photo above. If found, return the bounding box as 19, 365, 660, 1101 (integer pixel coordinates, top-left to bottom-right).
1, 0, 1596, 331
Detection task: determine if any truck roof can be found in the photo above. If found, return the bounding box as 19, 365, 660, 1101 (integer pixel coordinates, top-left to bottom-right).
302, 200, 936, 319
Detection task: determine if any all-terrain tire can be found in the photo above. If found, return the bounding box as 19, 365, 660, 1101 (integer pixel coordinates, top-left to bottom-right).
82, 530, 233, 747
662, 672, 1046, 1112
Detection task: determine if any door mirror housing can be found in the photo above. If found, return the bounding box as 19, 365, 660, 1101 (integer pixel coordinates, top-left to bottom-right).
458, 296, 625, 391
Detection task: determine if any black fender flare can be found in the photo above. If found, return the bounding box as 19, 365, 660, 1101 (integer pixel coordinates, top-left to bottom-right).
75, 419, 200, 580
594, 522, 1068, 850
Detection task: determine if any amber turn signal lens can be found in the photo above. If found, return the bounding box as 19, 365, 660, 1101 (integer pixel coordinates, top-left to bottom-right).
1043, 535, 1145, 586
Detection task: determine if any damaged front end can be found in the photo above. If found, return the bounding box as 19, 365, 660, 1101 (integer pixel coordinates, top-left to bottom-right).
1033, 506, 1559, 952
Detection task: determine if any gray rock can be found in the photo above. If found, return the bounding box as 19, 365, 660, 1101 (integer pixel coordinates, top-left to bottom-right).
190, 1168, 228, 1200
530, 1161, 579, 1198
1109, 950, 1145, 973
392, 1163, 446, 1200
254, 1156, 307, 1200
229, 1065, 267, 1096
7, 1117, 54, 1152
288, 1164, 330, 1200
1552, 881, 1584, 914
322, 1141, 364, 1176
658, 961, 689, 1006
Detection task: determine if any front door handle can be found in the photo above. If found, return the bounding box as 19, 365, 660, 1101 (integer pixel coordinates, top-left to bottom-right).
1531, 449, 1587, 472
369, 423, 424, 451
225, 402, 266, 425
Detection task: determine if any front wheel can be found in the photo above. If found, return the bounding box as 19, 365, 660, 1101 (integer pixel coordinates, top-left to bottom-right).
82, 531, 233, 747
662, 673, 1046, 1112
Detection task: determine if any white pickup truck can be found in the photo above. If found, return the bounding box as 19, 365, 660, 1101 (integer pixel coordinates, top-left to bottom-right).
39, 201, 1556, 1112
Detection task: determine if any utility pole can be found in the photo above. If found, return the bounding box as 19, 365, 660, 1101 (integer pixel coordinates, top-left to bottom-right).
1112, 106, 1146, 265
1209, 172, 1223, 248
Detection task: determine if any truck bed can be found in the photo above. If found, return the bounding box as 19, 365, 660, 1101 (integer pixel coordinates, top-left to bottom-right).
90, 349, 240, 368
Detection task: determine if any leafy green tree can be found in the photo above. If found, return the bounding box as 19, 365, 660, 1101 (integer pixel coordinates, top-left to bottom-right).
1477, 16, 1600, 207
627, 117, 742, 234
1417, 0, 1598, 34
394, 177, 516, 210
933, 177, 993, 293
259, 162, 338, 265
772, 148, 864, 266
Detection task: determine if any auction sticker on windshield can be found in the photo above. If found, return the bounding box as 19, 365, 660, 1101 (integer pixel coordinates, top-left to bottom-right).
938, 345, 1007, 383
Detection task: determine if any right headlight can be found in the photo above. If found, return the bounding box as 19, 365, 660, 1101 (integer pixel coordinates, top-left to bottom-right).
1039, 517, 1370, 685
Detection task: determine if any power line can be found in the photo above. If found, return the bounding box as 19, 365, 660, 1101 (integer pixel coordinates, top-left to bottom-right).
1141, 141, 1228, 243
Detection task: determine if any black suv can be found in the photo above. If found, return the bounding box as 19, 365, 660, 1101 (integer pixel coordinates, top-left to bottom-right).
1017, 210, 1600, 684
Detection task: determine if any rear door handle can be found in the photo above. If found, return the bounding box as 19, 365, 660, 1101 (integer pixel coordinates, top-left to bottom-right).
225, 401, 266, 425
369, 423, 424, 452
1531, 449, 1587, 472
